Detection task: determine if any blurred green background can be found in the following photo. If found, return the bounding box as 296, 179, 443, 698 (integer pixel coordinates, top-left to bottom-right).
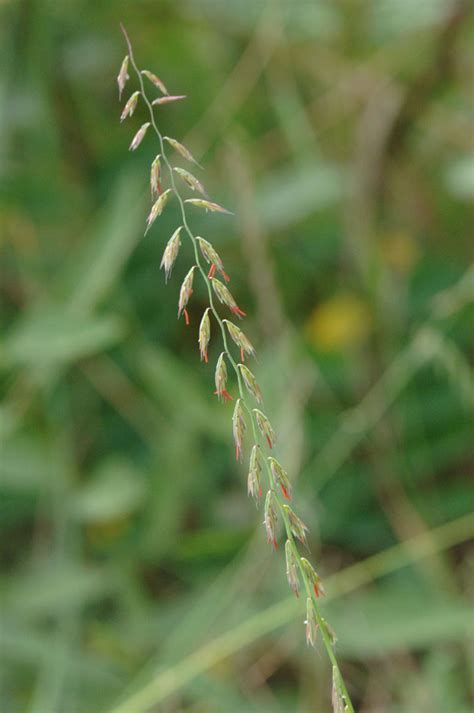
1, 1, 473, 712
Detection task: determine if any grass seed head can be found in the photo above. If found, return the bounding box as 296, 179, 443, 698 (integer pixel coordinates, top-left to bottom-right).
301, 557, 325, 598
253, 409, 276, 449
305, 598, 318, 647
211, 278, 246, 318
232, 398, 246, 460
117, 37, 350, 703
223, 320, 255, 359
264, 490, 278, 548
215, 352, 230, 401
129, 122, 150, 151
173, 168, 208, 197
198, 308, 211, 363
150, 154, 162, 198
178, 265, 196, 323
152, 95, 186, 106
160, 226, 182, 282
120, 90, 139, 122
141, 70, 169, 95
197, 237, 223, 270
117, 55, 129, 99
145, 188, 172, 234
269, 457, 292, 500
238, 363, 263, 404
185, 198, 232, 215
164, 136, 201, 167
248, 444, 262, 499
285, 540, 300, 597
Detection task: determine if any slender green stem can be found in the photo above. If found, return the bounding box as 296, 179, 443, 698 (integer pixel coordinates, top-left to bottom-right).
110, 512, 473, 713
121, 25, 355, 712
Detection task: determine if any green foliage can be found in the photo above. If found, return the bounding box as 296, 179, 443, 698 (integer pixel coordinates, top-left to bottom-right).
1, 1, 473, 712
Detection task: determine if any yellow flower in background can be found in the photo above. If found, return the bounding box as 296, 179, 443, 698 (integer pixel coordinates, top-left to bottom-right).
306, 293, 372, 352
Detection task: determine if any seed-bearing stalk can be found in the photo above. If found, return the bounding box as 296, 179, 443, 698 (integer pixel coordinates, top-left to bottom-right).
118, 25, 355, 712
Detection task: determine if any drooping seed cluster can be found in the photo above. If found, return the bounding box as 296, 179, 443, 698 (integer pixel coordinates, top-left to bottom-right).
117, 34, 354, 712
119, 43, 325, 643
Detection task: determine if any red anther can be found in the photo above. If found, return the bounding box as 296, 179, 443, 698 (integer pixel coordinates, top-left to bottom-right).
184, 308, 190, 325
214, 389, 233, 402
235, 445, 240, 461
280, 484, 291, 501
208, 264, 216, 278
231, 305, 247, 318
157, 180, 162, 195
204, 351, 208, 363
240, 347, 245, 362
266, 436, 273, 449
258, 486, 263, 497
222, 269, 230, 283
314, 582, 323, 598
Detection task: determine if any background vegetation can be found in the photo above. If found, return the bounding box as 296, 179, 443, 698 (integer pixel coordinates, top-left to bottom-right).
1, 1, 473, 711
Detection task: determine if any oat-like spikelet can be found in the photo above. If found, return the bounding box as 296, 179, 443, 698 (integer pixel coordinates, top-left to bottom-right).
223, 320, 256, 361
152, 95, 186, 106
238, 364, 263, 404
232, 398, 246, 461
253, 409, 276, 449
301, 557, 325, 598
248, 444, 262, 499
141, 70, 169, 95
211, 277, 246, 318
268, 457, 292, 501
198, 308, 211, 363
185, 198, 232, 215
178, 265, 196, 324
120, 91, 139, 122
164, 136, 201, 167
174, 168, 208, 198
197, 237, 229, 282
284, 505, 308, 545
160, 226, 182, 282
264, 490, 278, 548
304, 597, 318, 647
285, 540, 300, 598
145, 188, 172, 234
215, 352, 232, 402
129, 122, 150, 151
283, 505, 309, 547
117, 55, 129, 99
150, 154, 162, 198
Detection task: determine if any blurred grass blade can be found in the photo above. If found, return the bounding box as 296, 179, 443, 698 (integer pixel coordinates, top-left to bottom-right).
66, 172, 146, 313
4, 307, 125, 368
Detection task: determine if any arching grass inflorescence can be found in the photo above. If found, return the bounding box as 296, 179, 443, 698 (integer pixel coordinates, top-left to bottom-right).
117, 24, 355, 713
